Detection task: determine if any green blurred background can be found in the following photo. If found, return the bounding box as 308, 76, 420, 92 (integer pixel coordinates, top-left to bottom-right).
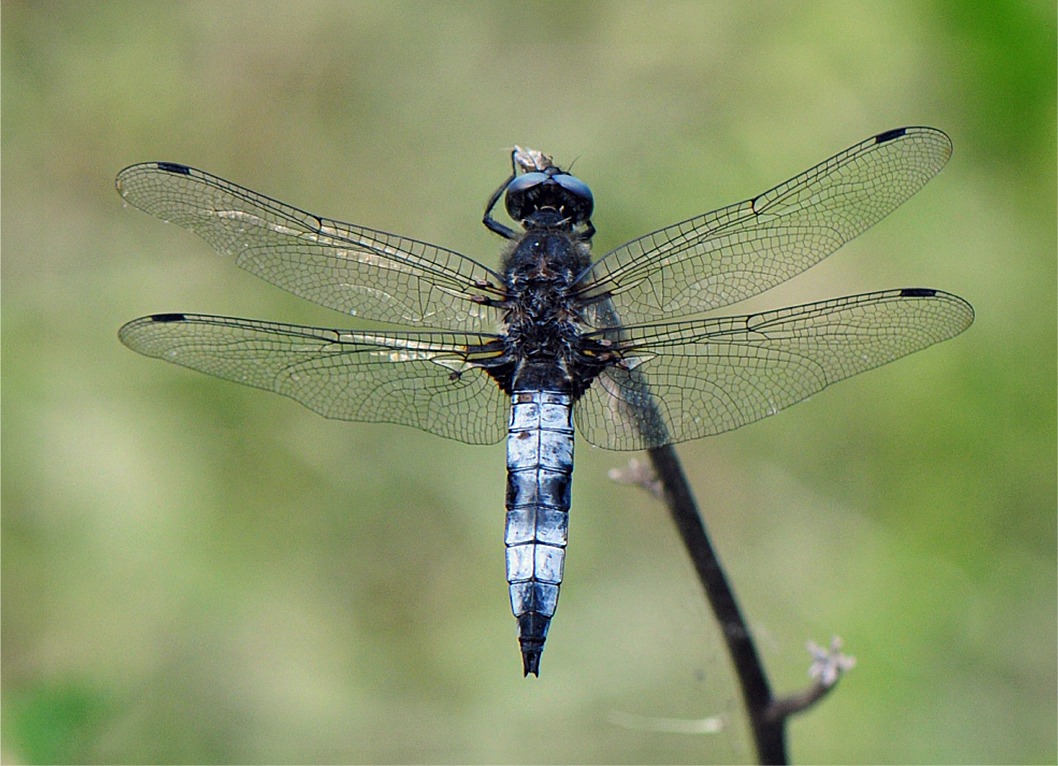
3, 1, 1055, 763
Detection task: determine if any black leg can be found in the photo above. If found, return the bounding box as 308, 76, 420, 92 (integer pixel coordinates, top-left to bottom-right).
483, 153, 518, 240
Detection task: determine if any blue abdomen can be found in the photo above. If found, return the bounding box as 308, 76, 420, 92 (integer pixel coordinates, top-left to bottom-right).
505, 389, 574, 676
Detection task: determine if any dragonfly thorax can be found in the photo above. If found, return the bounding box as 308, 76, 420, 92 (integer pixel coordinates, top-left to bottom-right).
502, 232, 590, 326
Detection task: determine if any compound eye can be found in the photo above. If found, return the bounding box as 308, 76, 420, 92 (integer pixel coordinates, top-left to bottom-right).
504, 172, 548, 220
504, 169, 594, 224
554, 174, 594, 221
554, 174, 593, 205
506, 172, 548, 196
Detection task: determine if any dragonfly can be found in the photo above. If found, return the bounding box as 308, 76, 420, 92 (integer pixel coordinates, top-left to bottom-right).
117, 126, 973, 676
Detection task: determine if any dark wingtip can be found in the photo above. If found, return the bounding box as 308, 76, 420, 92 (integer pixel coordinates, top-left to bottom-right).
155, 161, 192, 175
875, 127, 908, 144
522, 650, 541, 677
898, 287, 938, 298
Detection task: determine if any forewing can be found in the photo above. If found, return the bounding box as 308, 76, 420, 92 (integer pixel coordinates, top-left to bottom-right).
582, 127, 953, 325
119, 314, 509, 445
116, 163, 503, 331
574, 289, 974, 450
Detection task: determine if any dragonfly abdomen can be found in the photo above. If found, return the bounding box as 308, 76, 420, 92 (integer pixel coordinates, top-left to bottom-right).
504, 389, 574, 676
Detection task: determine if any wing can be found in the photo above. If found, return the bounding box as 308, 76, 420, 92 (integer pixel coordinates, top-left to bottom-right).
119, 313, 509, 445
581, 127, 953, 326
574, 289, 974, 450
116, 163, 504, 331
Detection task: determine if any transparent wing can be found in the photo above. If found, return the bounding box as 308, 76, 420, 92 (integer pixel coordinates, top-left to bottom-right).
582, 127, 953, 325
574, 289, 974, 450
116, 163, 503, 331
119, 313, 509, 445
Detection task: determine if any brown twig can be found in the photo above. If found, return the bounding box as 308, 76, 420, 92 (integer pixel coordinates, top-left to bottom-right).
622, 448, 855, 762
626, 448, 859, 761
645, 444, 787, 763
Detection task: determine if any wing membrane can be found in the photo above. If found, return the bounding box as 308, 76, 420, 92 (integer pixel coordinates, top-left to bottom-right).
119, 313, 509, 445
574, 289, 974, 450
116, 163, 502, 331
583, 127, 953, 325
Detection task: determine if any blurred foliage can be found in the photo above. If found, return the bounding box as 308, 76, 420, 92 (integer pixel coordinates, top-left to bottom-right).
3, 1, 1055, 763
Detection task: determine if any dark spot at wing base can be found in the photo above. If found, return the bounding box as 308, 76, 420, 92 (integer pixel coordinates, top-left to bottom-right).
150, 313, 188, 323
875, 127, 908, 144
899, 288, 937, 298
155, 162, 192, 175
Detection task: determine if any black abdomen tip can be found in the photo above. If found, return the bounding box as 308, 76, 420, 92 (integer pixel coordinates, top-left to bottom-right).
522, 650, 541, 677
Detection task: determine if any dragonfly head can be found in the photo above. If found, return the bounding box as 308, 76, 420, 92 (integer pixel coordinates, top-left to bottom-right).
504, 165, 594, 230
